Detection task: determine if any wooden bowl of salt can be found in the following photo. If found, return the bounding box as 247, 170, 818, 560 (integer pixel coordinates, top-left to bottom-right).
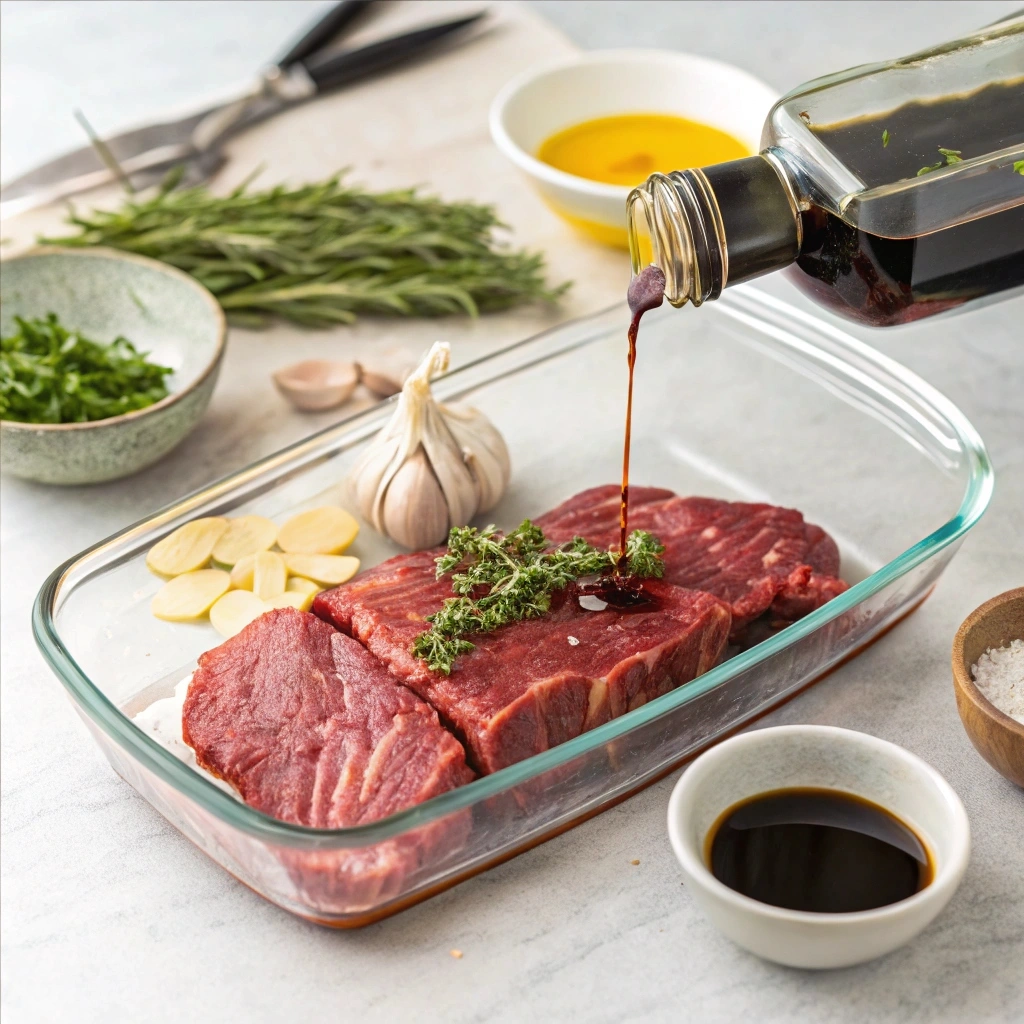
952, 587, 1024, 788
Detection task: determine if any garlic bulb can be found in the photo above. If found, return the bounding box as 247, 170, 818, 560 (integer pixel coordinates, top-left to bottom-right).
349, 342, 511, 549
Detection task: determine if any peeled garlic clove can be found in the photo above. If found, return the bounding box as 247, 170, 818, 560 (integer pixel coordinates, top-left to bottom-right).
146, 518, 229, 577
212, 515, 278, 566
381, 447, 450, 549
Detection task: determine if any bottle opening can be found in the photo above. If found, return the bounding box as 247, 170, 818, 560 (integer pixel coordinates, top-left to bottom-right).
626, 171, 726, 308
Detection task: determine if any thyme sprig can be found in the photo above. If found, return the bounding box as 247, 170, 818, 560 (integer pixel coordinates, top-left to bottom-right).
412, 521, 665, 674
41, 170, 569, 328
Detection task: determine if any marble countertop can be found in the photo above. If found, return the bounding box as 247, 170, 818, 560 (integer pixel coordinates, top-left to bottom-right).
1, 2, 1022, 1021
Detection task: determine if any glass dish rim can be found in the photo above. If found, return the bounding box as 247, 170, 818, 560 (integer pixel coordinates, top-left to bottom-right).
32, 286, 994, 849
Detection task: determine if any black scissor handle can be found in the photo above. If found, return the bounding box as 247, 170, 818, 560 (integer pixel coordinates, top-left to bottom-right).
302, 11, 486, 93
275, 0, 375, 69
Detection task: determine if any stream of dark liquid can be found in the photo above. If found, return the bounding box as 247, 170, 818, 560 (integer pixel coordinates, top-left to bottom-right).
619, 266, 666, 567
619, 313, 639, 564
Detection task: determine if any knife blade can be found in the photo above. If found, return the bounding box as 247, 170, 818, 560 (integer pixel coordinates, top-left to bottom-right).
0, 6, 485, 216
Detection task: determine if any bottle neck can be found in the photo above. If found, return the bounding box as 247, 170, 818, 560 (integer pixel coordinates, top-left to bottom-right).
626, 154, 803, 307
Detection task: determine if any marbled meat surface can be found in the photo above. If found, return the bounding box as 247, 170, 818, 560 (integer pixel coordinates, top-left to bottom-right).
313, 570, 730, 774
182, 608, 473, 827
535, 485, 848, 634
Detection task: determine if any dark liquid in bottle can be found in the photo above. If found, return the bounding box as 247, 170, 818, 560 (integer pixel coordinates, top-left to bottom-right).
788, 79, 1024, 326
707, 788, 933, 913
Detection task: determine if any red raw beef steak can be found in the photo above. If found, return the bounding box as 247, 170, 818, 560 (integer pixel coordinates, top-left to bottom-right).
182, 608, 472, 826
536, 485, 848, 632
314, 570, 730, 775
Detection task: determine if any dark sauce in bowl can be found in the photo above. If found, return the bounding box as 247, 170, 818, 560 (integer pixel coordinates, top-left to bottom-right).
706, 788, 933, 913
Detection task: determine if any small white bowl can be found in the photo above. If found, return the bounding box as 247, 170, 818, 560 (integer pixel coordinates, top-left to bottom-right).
667, 725, 970, 969
489, 49, 778, 247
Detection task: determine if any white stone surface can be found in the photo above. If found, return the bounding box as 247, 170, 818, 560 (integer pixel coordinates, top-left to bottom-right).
2, 2, 1022, 1022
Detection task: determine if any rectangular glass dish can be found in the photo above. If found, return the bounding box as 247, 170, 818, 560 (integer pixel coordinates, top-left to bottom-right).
33, 286, 992, 926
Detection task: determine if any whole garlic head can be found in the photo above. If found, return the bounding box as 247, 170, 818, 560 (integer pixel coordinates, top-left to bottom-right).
349, 342, 511, 549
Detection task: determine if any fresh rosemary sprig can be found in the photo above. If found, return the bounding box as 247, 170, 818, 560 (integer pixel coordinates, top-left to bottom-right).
412, 521, 666, 674
0, 313, 172, 423
40, 170, 569, 328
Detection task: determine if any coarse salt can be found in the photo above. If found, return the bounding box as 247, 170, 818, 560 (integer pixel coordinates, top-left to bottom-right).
567, 635, 580, 646
971, 638, 1024, 724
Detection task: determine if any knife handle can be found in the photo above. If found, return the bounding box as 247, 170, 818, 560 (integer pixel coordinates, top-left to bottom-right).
301, 11, 485, 93
275, 0, 375, 69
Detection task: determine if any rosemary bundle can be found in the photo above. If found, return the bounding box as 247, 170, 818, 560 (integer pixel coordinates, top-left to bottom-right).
413, 521, 666, 674
41, 171, 569, 328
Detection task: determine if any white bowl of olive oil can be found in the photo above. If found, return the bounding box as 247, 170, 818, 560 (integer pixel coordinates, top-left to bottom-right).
667, 725, 970, 969
489, 49, 777, 247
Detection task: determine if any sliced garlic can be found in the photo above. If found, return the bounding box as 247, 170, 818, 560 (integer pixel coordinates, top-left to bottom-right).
209, 589, 266, 637
212, 515, 278, 566
146, 518, 229, 576
348, 342, 510, 550
264, 590, 314, 612
277, 506, 359, 554
152, 569, 230, 621
252, 551, 287, 600
281, 554, 360, 586
230, 553, 257, 590
286, 576, 322, 596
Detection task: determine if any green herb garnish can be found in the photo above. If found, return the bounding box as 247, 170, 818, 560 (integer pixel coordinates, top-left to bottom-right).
1014, 160, 1024, 176
917, 146, 963, 176
0, 313, 172, 423
412, 521, 666, 674
882, 129, 890, 148
42, 170, 569, 329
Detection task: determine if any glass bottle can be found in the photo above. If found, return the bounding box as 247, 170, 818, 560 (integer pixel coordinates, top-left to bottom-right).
626, 15, 1024, 327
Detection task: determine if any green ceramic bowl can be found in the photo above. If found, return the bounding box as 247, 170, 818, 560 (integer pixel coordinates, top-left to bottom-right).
1, 247, 226, 485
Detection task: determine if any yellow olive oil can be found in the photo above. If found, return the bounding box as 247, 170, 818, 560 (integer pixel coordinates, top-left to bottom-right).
537, 113, 749, 187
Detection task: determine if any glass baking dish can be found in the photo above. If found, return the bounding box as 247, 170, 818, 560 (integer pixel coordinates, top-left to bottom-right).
33, 285, 992, 926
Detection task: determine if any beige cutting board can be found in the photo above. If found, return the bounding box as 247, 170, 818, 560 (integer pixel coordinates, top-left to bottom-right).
1, 0, 631, 436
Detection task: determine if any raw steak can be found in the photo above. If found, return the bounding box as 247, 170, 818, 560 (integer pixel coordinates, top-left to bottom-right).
313, 570, 730, 775
182, 608, 473, 903
536, 485, 848, 633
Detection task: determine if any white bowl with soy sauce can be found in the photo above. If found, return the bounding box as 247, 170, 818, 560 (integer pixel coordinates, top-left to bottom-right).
667, 725, 970, 969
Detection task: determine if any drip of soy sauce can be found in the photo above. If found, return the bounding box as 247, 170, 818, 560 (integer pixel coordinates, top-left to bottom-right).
572, 574, 660, 613
708, 788, 933, 913
620, 266, 666, 567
